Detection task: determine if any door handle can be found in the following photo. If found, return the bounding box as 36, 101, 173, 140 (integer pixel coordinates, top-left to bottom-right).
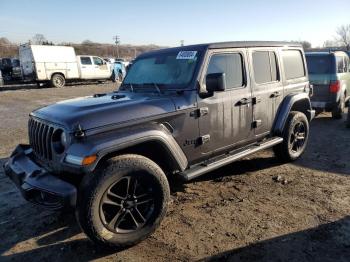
82, 66, 86, 68
270, 91, 281, 98
236, 98, 250, 106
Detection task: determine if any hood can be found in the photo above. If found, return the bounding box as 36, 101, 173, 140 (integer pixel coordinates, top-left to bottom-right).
32, 92, 176, 131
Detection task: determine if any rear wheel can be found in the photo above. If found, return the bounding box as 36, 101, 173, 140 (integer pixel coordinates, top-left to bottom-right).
273, 111, 309, 162
332, 95, 344, 119
76, 154, 170, 248
51, 74, 65, 88
346, 106, 350, 128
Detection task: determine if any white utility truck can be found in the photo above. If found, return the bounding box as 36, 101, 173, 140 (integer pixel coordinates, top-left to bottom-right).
19, 44, 114, 87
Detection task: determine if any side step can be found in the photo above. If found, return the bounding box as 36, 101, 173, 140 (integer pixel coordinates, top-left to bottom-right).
178, 137, 283, 181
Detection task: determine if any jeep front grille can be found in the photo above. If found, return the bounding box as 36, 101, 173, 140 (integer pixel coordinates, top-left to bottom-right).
28, 118, 54, 160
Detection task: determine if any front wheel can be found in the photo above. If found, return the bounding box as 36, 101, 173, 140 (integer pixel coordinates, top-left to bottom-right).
76, 154, 170, 248
273, 111, 309, 162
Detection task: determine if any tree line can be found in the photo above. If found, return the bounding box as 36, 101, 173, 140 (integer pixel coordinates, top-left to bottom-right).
1, 24, 350, 58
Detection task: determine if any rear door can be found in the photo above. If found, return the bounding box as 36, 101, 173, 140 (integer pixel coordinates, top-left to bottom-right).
198, 49, 254, 155
93, 56, 111, 78
79, 56, 95, 79
305, 54, 335, 105
249, 49, 283, 137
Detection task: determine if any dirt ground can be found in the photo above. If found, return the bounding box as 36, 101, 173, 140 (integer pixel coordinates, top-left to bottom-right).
0, 83, 349, 262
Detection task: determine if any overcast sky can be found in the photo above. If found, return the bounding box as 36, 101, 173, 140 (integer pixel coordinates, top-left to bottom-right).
1, 0, 349, 47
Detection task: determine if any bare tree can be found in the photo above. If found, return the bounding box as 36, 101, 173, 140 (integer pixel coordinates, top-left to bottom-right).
291, 40, 312, 50
32, 34, 47, 45
335, 24, 350, 50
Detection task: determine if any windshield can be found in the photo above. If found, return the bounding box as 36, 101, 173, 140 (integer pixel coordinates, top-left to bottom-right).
123, 50, 200, 88
306, 55, 335, 74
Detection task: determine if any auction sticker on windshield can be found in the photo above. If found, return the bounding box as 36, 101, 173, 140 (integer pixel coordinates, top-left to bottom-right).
176, 51, 197, 60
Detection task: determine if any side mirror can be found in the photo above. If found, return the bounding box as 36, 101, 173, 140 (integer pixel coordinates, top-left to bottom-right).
206, 73, 226, 92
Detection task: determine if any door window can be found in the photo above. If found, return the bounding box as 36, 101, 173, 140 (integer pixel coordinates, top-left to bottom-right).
282, 50, 305, 80
80, 57, 92, 65
252, 51, 279, 84
206, 53, 244, 89
93, 57, 104, 66
336, 56, 345, 73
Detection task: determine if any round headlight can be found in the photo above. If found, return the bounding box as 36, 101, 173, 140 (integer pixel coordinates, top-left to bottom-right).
60, 131, 67, 148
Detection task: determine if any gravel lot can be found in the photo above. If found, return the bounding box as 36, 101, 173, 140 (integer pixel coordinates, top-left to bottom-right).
0, 83, 349, 262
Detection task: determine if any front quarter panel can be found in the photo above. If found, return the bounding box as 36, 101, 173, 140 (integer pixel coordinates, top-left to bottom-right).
65, 122, 188, 172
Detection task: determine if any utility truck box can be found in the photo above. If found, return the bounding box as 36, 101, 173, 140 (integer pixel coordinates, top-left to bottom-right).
19, 44, 112, 87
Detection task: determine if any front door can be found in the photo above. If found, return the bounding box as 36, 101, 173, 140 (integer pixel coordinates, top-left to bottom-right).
93, 57, 111, 78
249, 49, 283, 138
198, 49, 254, 156
79, 56, 95, 79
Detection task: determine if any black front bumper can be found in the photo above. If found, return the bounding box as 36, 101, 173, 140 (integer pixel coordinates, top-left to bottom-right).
3, 145, 77, 210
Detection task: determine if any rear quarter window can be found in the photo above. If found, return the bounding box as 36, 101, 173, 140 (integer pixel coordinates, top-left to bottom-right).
282, 50, 305, 80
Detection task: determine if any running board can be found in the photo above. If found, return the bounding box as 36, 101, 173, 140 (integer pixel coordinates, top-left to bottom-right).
179, 137, 283, 181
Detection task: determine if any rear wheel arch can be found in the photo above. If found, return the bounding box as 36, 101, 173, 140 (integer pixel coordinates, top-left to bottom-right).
273, 94, 312, 136
290, 98, 311, 120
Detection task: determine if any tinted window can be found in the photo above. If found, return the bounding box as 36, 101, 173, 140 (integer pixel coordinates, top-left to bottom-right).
207, 53, 244, 88
252, 51, 278, 84
12, 59, 20, 67
282, 50, 305, 80
93, 57, 104, 66
305, 55, 335, 74
80, 57, 92, 65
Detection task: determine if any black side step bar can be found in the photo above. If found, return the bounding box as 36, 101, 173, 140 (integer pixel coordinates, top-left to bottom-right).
178, 137, 283, 181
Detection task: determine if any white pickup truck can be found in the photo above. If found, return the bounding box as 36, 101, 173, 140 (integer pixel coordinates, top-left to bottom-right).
19, 44, 115, 87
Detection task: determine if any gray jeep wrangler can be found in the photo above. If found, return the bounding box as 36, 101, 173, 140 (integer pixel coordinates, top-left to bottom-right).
4, 41, 315, 248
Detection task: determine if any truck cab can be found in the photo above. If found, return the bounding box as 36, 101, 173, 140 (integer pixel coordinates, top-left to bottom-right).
77, 55, 112, 80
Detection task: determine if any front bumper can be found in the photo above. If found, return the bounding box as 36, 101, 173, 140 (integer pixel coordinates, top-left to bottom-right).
3, 144, 77, 210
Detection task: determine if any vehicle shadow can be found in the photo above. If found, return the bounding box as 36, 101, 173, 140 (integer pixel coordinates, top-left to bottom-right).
293, 112, 350, 176
0, 159, 122, 262
201, 216, 350, 262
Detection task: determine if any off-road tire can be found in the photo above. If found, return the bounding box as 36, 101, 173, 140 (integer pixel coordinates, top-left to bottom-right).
50, 74, 65, 88
76, 154, 170, 248
332, 96, 344, 119
273, 111, 309, 162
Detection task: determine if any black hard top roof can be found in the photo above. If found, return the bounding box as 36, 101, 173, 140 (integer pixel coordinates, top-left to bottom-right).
139, 41, 301, 58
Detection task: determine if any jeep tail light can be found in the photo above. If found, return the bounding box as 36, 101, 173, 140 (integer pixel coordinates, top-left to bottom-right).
330, 80, 340, 93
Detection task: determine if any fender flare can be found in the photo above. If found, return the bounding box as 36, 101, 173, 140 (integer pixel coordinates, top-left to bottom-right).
272, 93, 314, 136
66, 124, 188, 172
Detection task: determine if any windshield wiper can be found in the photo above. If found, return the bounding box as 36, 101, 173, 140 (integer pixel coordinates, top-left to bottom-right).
119, 83, 134, 92
141, 83, 162, 94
